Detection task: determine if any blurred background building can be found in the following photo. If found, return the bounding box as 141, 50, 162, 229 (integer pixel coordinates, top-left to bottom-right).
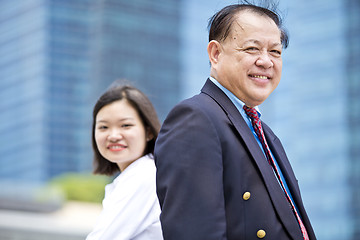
0, 0, 180, 182
0, 0, 358, 239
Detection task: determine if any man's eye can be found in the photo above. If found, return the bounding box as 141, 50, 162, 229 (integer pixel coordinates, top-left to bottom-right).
270, 50, 282, 56
245, 47, 259, 52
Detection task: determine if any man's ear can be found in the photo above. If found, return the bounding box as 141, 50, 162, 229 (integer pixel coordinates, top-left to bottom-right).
207, 40, 221, 66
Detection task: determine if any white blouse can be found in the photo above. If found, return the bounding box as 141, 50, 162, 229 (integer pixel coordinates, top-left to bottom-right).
86, 154, 163, 240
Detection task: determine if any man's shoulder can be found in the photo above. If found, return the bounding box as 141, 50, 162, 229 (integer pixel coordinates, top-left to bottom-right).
170, 91, 221, 116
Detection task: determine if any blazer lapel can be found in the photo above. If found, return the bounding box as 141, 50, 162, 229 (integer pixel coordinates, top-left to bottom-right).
201, 79, 303, 239
264, 124, 315, 238
263, 123, 302, 202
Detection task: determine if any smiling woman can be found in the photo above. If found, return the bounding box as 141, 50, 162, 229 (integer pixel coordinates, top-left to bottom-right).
95, 99, 149, 172
86, 81, 163, 240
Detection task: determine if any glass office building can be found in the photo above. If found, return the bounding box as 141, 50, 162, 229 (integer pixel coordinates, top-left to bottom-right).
0, 0, 359, 239
0, 0, 180, 182
0, 1, 49, 181
347, 0, 360, 237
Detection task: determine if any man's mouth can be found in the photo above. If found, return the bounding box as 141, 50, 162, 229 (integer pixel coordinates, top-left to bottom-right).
249, 75, 270, 80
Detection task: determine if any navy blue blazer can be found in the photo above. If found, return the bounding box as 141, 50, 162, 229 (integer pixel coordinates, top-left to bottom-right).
155, 79, 316, 240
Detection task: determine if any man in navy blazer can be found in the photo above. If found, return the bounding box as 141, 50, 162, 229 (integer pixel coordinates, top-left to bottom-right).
155, 3, 316, 240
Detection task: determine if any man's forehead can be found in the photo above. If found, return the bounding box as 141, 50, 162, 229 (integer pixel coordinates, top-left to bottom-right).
228, 12, 281, 38
232, 11, 277, 29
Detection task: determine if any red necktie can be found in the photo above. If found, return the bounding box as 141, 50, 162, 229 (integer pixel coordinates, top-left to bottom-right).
243, 105, 309, 240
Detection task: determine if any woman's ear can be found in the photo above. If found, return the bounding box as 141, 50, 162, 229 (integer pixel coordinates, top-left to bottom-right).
146, 128, 154, 142
207, 40, 221, 66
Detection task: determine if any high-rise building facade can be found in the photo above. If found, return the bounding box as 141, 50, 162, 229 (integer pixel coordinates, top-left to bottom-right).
347, 0, 360, 238
0, 1, 49, 181
89, 0, 181, 117
0, 0, 180, 182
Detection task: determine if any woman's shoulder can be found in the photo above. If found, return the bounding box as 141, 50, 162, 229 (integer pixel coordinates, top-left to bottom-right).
116, 154, 156, 184
131, 154, 156, 171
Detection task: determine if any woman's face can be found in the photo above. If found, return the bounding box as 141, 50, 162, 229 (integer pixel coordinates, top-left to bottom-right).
94, 99, 149, 171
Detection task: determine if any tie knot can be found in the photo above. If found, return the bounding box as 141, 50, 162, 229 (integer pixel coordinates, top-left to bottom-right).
243, 105, 259, 121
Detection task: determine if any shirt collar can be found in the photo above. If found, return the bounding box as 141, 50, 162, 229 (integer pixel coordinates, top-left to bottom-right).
209, 76, 261, 117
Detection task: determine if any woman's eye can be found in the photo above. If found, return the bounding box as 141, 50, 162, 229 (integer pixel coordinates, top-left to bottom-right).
121, 124, 133, 128
97, 125, 108, 130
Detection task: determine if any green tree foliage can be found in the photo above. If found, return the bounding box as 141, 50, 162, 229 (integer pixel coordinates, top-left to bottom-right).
50, 173, 111, 203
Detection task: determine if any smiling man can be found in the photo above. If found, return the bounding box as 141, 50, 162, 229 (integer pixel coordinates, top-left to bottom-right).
155, 3, 316, 240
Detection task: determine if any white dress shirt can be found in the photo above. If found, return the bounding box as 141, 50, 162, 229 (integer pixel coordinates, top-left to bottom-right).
86, 154, 163, 240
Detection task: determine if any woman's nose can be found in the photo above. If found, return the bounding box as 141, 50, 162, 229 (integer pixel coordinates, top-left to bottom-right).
108, 130, 123, 141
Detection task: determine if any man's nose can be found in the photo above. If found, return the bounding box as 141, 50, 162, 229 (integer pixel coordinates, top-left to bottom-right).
255, 52, 274, 69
